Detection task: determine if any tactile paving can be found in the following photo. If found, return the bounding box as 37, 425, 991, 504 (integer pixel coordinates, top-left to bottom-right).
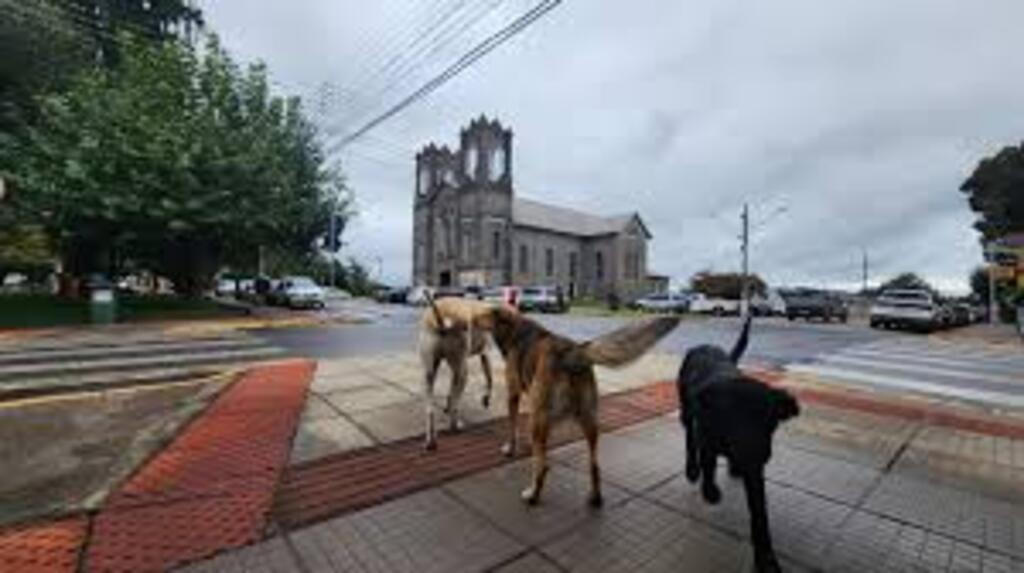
0, 516, 88, 573
85, 360, 315, 572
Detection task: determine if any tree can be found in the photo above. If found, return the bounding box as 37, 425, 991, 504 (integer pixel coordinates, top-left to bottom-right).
960, 142, 1024, 243
879, 272, 936, 295
689, 271, 767, 299
6, 34, 348, 296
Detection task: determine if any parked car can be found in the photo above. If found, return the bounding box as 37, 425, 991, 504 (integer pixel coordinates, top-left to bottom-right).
481, 286, 520, 309
214, 278, 239, 297
869, 289, 943, 332
518, 285, 567, 313
950, 303, 972, 327
689, 293, 741, 316
406, 285, 434, 306
374, 286, 410, 304
780, 288, 848, 322
268, 276, 326, 309
433, 286, 467, 300
634, 292, 689, 314
750, 289, 787, 317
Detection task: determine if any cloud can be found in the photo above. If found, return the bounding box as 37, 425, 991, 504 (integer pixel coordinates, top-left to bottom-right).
200, 0, 1024, 293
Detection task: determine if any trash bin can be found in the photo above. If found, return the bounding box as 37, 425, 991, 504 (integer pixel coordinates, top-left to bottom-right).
88, 274, 116, 324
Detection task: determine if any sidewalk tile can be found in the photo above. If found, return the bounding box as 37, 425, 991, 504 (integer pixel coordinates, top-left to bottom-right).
178, 536, 300, 573
825, 510, 1023, 573
646, 475, 851, 565
290, 416, 375, 465
864, 474, 1024, 559
288, 488, 523, 573
443, 460, 631, 547
300, 394, 345, 421
765, 445, 880, 505
550, 432, 683, 494
491, 551, 563, 573
540, 497, 745, 572
311, 371, 386, 394
323, 385, 414, 415
348, 400, 425, 444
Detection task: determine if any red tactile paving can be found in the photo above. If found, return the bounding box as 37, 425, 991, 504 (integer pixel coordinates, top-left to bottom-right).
0, 516, 88, 573
84, 359, 315, 572
273, 380, 681, 529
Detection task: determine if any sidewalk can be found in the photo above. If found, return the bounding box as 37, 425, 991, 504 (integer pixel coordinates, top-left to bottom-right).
2, 351, 1023, 572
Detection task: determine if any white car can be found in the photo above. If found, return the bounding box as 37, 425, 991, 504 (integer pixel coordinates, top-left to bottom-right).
271, 276, 326, 309
689, 293, 741, 315
634, 292, 689, 313
406, 285, 435, 306
870, 289, 942, 331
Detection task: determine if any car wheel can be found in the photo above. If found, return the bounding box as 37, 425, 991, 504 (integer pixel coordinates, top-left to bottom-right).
712, 307, 723, 317
787, 315, 795, 321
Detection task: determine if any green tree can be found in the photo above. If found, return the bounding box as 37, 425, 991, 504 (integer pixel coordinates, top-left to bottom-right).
689, 271, 767, 299
879, 272, 936, 295
6, 34, 348, 296
960, 142, 1024, 243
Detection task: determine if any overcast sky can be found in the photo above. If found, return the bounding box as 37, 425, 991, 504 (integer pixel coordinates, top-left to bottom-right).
200, 0, 1024, 294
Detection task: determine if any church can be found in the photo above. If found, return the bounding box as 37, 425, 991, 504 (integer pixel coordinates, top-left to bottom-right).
412, 116, 660, 301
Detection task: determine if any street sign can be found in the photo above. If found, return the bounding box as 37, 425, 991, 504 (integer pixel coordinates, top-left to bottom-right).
990, 265, 1015, 280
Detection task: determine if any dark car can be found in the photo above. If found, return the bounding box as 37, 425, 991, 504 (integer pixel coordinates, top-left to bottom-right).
781, 288, 848, 322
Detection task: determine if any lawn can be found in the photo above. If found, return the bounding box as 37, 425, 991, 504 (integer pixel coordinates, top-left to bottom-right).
0, 293, 244, 329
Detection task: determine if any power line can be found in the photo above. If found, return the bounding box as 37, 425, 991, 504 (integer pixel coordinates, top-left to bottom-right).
330, 0, 561, 154
323, 0, 506, 139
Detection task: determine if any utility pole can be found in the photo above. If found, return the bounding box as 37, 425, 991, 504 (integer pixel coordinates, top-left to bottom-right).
986, 242, 996, 325
861, 248, 868, 293
741, 202, 749, 317
328, 212, 337, 288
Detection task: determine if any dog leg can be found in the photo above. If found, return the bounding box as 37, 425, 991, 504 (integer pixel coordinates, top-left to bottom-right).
579, 412, 603, 508
743, 468, 781, 573
682, 406, 700, 484
422, 355, 441, 451
699, 446, 721, 504
502, 392, 520, 457
521, 412, 550, 505
445, 357, 468, 432
479, 353, 493, 409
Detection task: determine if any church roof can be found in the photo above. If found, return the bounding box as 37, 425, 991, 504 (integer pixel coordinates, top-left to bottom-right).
512, 197, 650, 238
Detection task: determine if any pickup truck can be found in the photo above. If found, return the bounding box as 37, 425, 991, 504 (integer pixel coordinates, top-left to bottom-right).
780, 288, 848, 322
870, 289, 944, 332
688, 293, 740, 315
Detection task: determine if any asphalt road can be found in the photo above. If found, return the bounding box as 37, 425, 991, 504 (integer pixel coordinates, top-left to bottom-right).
255, 302, 890, 369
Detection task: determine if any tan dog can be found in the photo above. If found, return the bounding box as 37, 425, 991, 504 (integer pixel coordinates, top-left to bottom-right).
418, 295, 498, 450
488, 306, 679, 507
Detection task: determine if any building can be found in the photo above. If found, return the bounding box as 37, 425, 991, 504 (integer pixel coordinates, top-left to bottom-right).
412, 116, 657, 300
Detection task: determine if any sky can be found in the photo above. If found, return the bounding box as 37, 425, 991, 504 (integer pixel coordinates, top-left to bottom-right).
200, 0, 1024, 294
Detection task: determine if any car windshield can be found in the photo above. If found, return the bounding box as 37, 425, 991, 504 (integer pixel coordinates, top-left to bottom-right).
289, 278, 317, 288
522, 287, 543, 295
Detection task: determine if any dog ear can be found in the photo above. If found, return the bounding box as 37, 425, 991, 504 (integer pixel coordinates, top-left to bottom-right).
771, 389, 800, 422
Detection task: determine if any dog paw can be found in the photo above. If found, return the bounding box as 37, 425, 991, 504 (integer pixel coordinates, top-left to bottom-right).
587, 492, 604, 509
702, 483, 722, 505
448, 418, 464, 433
481, 394, 491, 409
501, 442, 516, 458
685, 463, 700, 483
424, 439, 437, 452
520, 487, 539, 505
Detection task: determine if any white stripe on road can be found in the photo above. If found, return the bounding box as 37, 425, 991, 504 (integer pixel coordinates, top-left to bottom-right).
820, 354, 1024, 386
838, 347, 1024, 374
786, 363, 1024, 408
856, 340, 1024, 363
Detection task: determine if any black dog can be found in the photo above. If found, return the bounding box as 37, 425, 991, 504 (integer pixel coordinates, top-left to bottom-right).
676, 316, 800, 573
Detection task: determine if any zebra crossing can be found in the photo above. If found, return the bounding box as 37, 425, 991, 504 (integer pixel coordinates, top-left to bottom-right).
786, 337, 1024, 408
0, 331, 286, 400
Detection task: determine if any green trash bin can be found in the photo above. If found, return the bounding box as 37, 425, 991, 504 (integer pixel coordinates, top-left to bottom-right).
88, 275, 116, 324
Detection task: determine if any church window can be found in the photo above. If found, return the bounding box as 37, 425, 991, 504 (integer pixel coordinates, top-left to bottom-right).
545, 248, 554, 277
519, 244, 529, 274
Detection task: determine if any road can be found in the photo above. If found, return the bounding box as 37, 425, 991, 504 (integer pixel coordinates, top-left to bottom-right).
256, 301, 1024, 409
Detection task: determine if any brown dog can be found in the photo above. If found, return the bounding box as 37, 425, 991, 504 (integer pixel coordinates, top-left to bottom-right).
418, 295, 498, 450
488, 307, 680, 507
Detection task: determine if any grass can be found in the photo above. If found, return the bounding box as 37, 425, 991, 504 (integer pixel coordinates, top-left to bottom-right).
0, 293, 243, 329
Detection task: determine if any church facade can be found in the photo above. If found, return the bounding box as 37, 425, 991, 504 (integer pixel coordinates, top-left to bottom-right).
412, 116, 654, 301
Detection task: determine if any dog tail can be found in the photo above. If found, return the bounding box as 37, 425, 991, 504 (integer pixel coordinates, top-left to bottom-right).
729, 314, 752, 363
579, 315, 680, 368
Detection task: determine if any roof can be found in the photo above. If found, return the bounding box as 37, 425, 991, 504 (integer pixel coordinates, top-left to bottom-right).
512, 197, 650, 238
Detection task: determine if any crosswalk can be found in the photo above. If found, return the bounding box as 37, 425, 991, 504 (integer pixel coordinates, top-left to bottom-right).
786, 337, 1024, 408
0, 332, 286, 400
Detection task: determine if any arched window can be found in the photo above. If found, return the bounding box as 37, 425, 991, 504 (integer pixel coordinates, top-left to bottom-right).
491, 147, 506, 181
492, 231, 501, 260
519, 244, 529, 274
596, 251, 605, 281
545, 248, 554, 277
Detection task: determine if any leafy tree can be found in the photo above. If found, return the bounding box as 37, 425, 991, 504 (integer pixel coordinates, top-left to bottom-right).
879, 272, 937, 295
960, 142, 1024, 243
6, 34, 348, 297
689, 271, 767, 299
